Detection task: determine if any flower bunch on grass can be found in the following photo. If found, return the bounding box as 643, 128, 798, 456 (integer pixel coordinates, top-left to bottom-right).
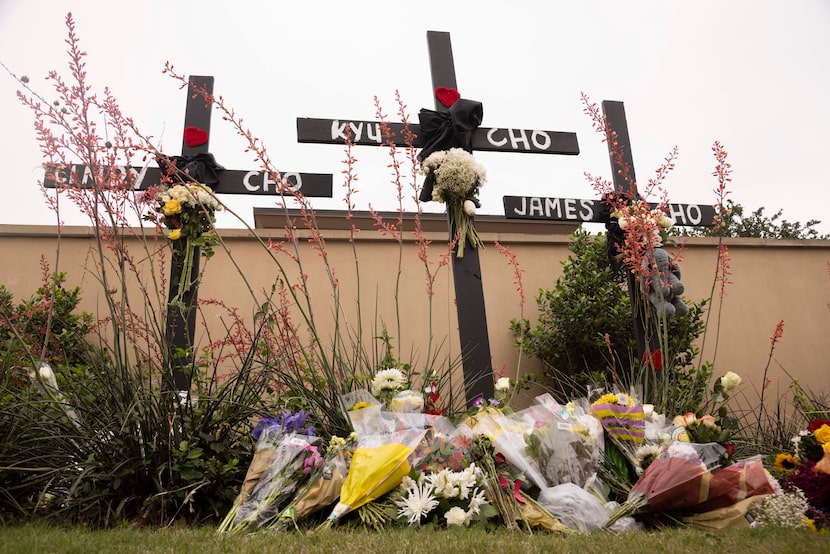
271, 433, 357, 531
420, 148, 486, 257
392, 464, 492, 527
748, 488, 811, 529
218, 410, 320, 533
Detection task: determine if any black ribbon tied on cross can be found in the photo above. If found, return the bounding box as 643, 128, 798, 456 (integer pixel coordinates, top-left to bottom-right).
416, 98, 483, 202
159, 153, 225, 191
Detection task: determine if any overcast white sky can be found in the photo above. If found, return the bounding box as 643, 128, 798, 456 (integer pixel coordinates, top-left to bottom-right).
2, 0, 829, 234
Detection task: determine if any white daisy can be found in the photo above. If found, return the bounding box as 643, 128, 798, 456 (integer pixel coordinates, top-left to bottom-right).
370, 368, 406, 397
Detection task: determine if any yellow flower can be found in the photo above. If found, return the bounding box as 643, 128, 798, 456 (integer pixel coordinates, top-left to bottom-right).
594, 392, 634, 407
814, 424, 830, 445
774, 453, 799, 472
167, 229, 182, 241
350, 401, 374, 411
163, 199, 183, 216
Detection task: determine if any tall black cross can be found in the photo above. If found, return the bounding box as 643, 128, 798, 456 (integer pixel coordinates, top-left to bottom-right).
167, 76, 338, 393
602, 100, 661, 400
164, 75, 213, 393
295, 31, 580, 404
45, 76, 334, 393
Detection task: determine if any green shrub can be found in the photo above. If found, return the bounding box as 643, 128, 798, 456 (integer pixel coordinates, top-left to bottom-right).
511, 228, 707, 414
0, 276, 288, 526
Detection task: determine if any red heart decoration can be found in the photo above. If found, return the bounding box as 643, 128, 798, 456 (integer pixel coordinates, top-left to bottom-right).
434, 86, 460, 107
183, 126, 209, 147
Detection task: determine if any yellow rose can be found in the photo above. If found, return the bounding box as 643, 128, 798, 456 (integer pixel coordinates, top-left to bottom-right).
814, 424, 830, 445
167, 229, 182, 241
163, 199, 183, 216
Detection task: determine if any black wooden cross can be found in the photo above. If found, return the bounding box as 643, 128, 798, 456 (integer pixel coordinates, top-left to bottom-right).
44, 76, 334, 394
295, 31, 580, 404
602, 100, 662, 401
504, 100, 714, 402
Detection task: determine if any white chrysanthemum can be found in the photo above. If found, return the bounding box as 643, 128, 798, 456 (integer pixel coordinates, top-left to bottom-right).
426, 469, 459, 499
494, 377, 510, 391
444, 506, 469, 526
466, 488, 488, 515
394, 481, 438, 525
454, 467, 479, 500
400, 475, 417, 490
370, 368, 406, 397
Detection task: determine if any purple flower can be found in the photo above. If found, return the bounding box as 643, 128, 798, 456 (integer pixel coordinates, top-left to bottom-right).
782, 459, 830, 514
472, 397, 484, 409
252, 410, 312, 442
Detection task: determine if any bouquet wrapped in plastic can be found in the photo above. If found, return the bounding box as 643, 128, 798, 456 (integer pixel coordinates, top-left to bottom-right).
590, 392, 645, 464
411, 422, 475, 474
319, 428, 427, 528
271, 434, 356, 530
471, 407, 547, 490
526, 396, 603, 488
218, 411, 321, 533
606, 441, 776, 526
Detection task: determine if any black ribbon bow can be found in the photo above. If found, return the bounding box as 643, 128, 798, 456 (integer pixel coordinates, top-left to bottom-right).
417, 98, 483, 202
160, 153, 225, 190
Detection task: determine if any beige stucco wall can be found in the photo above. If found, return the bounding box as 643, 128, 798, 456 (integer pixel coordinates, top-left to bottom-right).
1, 218, 828, 403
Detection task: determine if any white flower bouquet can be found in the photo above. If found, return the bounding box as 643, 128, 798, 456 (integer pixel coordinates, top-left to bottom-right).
419, 148, 486, 258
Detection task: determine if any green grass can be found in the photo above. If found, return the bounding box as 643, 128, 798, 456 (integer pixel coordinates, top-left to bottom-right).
0, 524, 826, 554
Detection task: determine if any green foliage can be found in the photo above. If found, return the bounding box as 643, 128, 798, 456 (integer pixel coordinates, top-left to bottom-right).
511, 229, 707, 413
0, 278, 290, 527
674, 200, 829, 239
510, 228, 634, 394
0, 272, 93, 368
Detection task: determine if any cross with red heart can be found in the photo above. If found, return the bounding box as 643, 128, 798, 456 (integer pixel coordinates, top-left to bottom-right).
434, 86, 460, 108
183, 126, 209, 148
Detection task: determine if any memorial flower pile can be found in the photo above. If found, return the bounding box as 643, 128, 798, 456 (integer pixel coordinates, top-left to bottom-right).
216, 370, 825, 534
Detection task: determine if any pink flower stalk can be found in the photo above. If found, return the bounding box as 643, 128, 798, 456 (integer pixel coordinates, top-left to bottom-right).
770, 320, 785, 348
716, 244, 733, 298
494, 241, 526, 311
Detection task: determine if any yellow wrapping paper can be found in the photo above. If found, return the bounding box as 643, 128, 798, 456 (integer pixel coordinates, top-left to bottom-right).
339, 442, 413, 511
